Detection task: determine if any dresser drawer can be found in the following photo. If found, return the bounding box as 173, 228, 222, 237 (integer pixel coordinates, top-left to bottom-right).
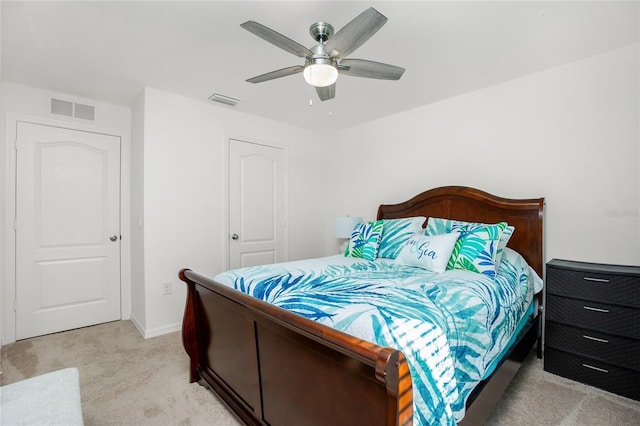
544, 348, 640, 401
545, 322, 640, 371
546, 295, 640, 339
546, 265, 640, 308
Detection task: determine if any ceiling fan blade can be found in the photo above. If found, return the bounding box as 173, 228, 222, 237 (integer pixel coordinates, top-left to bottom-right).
316, 84, 336, 102
241, 21, 313, 58
323, 8, 387, 60
246, 65, 305, 83
339, 59, 405, 80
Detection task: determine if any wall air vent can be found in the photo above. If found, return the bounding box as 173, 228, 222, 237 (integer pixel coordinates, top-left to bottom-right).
74, 103, 95, 120
208, 93, 241, 107
51, 98, 73, 117
50, 98, 96, 121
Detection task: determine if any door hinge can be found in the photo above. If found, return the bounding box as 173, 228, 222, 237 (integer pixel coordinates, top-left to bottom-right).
13, 300, 17, 312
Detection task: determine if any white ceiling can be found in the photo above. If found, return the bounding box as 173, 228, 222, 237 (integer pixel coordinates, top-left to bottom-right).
2, 1, 638, 131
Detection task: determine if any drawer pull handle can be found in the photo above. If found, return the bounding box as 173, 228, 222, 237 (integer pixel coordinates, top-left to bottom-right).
583, 306, 609, 313
582, 335, 609, 344
583, 276, 610, 283
582, 363, 609, 374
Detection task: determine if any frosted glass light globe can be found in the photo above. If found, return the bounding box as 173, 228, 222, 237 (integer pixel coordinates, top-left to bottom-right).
303, 63, 338, 87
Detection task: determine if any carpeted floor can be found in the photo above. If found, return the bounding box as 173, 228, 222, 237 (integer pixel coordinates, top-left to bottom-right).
1, 320, 638, 425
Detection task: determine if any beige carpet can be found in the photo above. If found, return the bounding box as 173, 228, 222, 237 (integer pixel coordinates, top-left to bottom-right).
1, 320, 639, 425
1, 321, 241, 426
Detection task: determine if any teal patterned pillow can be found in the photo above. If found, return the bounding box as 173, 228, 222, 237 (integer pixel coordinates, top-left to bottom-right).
377, 217, 426, 259
495, 225, 514, 266
344, 220, 384, 261
425, 218, 508, 277
425, 218, 514, 268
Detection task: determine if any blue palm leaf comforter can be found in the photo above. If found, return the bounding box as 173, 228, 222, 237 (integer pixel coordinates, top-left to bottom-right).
214, 248, 542, 425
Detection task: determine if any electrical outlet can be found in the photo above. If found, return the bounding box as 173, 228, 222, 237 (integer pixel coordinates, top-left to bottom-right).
162, 282, 172, 295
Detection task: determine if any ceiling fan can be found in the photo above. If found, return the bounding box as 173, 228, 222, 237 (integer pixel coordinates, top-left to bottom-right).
241, 7, 405, 102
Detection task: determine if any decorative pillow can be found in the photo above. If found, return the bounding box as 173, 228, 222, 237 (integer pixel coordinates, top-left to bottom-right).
425, 218, 514, 269
377, 216, 426, 259
395, 233, 460, 273
344, 220, 384, 261
500, 247, 544, 293
447, 222, 508, 278
495, 225, 515, 266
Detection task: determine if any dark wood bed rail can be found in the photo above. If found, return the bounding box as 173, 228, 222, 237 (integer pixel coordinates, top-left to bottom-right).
180, 268, 413, 426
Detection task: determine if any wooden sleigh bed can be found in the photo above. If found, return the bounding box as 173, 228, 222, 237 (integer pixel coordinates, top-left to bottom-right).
179, 186, 545, 425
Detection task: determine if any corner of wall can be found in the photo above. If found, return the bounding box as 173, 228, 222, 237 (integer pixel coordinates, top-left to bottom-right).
0, 23, 5, 345
129, 89, 147, 335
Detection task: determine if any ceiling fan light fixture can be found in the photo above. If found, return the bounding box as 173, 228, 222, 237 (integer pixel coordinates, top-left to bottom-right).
242, 8, 403, 101
303, 61, 338, 87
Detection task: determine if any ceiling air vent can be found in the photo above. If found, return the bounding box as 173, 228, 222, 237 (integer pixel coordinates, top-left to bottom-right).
50, 98, 96, 121
208, 93, 240, 107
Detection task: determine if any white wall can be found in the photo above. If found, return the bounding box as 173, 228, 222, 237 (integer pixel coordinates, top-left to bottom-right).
327, 44, 640, 266
131, 87, 329, 338
0, 82, 132, 344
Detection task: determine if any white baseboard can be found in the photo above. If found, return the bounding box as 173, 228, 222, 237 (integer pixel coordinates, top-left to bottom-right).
129, 314, 145, 338
129, 314, 181, 339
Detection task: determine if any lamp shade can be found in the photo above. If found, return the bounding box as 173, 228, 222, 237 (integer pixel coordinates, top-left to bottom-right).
303, 63, 338, 87
334, 216, 363, 239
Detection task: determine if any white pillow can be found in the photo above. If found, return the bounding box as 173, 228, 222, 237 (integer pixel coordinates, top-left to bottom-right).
395, 233, 460, 273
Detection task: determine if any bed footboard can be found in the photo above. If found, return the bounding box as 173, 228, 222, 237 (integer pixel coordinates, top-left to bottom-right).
179, 268, 413, 426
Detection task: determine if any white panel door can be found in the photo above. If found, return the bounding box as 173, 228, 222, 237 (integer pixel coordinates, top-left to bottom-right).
16, 122, 121, 340
229, 139, 285, 269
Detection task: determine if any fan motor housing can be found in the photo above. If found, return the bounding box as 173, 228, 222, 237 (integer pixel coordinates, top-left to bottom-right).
309, 22, 334, 42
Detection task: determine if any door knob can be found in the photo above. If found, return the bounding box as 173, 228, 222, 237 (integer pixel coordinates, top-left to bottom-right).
231, 234, 239, 240
110, 235, 118, 242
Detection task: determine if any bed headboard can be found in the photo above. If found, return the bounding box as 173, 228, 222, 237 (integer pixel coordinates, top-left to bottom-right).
377, 186, 545, 277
